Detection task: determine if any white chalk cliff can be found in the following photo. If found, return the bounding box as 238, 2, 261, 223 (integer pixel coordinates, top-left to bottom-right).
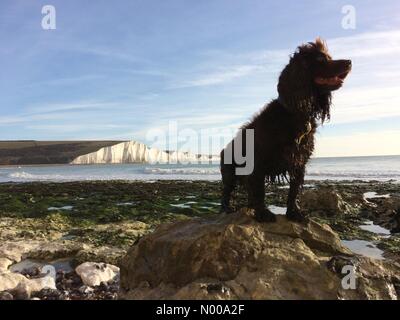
70, 141, 219, 165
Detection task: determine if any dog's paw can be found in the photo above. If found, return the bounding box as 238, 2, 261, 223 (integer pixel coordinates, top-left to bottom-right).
254, 209, 277, 223
286, 208, 309, 223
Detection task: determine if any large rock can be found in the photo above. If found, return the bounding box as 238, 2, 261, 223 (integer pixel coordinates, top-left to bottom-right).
300, 188, 352, 216
75, 245, 126, 266
0, 240, 84, 263
0, 240, 80, 299
0, 258, 12, 272
0, 272, 56, 298
119, 209, 400, 300
369, 195, 400, 233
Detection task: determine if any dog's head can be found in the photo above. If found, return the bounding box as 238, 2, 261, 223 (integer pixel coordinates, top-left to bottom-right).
278, 38, 352, 122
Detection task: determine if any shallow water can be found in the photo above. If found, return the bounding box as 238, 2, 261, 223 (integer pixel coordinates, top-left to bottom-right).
10, 258, 74, 274
341, 240, 385, 260
116, 202, 135, 206
48, 205, 74, 211
268, 205, 286, 215
170, 203, 192, 209
363, 192, 391, 199
360, 221, 391, 236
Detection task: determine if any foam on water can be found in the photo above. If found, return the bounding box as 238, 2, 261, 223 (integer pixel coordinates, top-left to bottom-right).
143, 167, 220, 175
10, 258, 74, 273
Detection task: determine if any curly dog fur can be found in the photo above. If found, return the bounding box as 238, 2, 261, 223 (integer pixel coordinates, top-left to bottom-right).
220, 38, 352, 222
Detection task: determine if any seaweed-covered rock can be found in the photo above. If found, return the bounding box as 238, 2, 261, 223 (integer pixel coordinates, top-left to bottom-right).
0, 240, 84, 263
75, 245, 126, 266
301, 188, 352, 216
119, 209, 400, 300
364, 195, 400, 233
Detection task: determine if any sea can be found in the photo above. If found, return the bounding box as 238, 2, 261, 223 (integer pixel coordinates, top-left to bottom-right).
0, 155, 399, 183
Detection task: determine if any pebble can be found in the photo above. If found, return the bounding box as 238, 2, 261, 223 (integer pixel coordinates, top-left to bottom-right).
79, 285, 94, 294
0, 291, 14, 300
34, 288, 62, 300
1, 262, 120, 300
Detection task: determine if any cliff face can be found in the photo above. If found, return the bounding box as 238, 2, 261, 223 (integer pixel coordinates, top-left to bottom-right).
71, 141, 218, 165
0, 141, 123, 165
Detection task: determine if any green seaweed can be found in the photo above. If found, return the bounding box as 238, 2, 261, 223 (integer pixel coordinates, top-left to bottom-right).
0, 180, 399, 257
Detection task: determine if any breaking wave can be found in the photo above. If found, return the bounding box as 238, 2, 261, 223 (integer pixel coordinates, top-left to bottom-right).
143, 167, 220, 175
306, 170, 400, 180
8, 171, 72, 181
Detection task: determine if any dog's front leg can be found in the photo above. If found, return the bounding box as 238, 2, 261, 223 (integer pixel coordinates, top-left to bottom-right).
286, 168, 308, 223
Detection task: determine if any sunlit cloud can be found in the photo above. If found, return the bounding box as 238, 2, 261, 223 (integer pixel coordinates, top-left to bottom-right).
171, 65, 265, 88
316, 129, 400, 157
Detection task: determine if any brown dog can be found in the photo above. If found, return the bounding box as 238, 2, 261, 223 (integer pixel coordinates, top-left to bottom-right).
220, 38, 351, 222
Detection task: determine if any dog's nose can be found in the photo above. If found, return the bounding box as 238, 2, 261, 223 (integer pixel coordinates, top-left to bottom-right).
345, 60, 352, 68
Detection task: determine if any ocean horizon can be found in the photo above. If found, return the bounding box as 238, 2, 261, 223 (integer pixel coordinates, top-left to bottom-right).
1, 154, 399, 183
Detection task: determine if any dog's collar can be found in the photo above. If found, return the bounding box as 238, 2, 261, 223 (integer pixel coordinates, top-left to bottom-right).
277, 96, 289, 111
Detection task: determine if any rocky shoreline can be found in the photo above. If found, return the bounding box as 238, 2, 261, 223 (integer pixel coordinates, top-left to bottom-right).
0, 180, 399, 300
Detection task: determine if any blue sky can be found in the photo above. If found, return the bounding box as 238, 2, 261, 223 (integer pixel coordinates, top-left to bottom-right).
1, 0, 400, 157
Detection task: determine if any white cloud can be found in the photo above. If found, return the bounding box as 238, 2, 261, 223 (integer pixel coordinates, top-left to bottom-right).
315, 129, 400, 157
173, 65, 265, 88
69, 45, 145, 64
330, 85, 400, 124
27, 101, 117, 114
0, 101, 119, 125
327, 30, 400, 58
26, 124, 121, 132
0, 112, 66, 125
22, 75, 105, 88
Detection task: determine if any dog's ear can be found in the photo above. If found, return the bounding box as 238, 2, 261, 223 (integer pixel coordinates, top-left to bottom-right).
315, 37, 328, 53
277, 55, 314, 112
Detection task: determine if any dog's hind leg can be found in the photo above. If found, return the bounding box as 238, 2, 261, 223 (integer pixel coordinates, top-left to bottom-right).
220, 162, 236, 214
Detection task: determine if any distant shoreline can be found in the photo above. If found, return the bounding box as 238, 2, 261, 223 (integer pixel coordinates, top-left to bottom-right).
1, 155, 399, 183
1, 154, 399, 167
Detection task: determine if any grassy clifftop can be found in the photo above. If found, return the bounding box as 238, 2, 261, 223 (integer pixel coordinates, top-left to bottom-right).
0, 140, 123, 165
